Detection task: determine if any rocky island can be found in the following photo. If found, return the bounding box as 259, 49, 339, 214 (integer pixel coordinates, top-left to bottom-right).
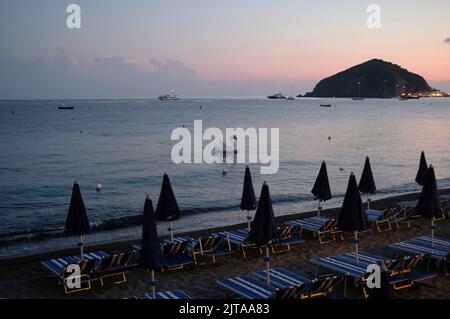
304, 59, 446, 98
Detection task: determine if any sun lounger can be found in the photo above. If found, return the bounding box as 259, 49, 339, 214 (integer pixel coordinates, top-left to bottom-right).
271, 225, 303, 253
252, 268, 341, 299
253, 267, 311, 289
41, 256, 99, 294
145, 290, 192, 299
390, 237, 450, 275
192, 234, 234, 264
219, 229, 259, 259
162, 239, 195, 270
366, 208, 397, 232
287, 217, 342, 244
95, 251, 137, 286
217, 274, 301, 299
41, 250, 110, 294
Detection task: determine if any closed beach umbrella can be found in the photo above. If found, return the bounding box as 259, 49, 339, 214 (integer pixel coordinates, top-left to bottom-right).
248, 182, 278, 284
338, 172, 369, 263
240, 166, 257, 231
415, 165, 442, 246
156, 173, 180, 241
65, 181, 91, 259
139, 194, 163, 299
358, 156, 376, 213
311, 161, 332, 218
415, 151, 428, 186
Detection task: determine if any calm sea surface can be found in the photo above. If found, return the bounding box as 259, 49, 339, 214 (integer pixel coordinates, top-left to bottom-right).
1, 98, 450, 258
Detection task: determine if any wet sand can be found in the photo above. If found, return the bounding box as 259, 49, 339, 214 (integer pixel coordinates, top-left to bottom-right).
0, 190, 449, 299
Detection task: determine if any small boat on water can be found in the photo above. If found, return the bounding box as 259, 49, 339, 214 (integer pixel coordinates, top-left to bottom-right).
267, 92, 286, 99
352, 97, 364, 100
58, 103, 74, 110
320, 104, 332, 107
159, 90, 178, 100
287, 96, 295, 100
399, 94, 420, 100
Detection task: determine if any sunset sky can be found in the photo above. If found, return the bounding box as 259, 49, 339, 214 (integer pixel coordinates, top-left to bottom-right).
1, 0, 449, 98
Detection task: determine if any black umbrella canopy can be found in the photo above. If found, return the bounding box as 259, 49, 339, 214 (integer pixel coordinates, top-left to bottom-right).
65, 181, 90, 235
338, 173, 369, 231
156, 173, 180, 222
139, 195, 163, 270
240, 166, 257, 210
311, 161, 332, 201
248, 182, 278, 247
415, 151, 428, 186
415, 165, 442, 218
358, 156, 376, 194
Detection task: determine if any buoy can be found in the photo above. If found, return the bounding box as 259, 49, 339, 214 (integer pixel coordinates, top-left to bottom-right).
328, 136, 331, 140
339, 167, 344, 171
222, 168, 227, 175
96, 183, 102, 193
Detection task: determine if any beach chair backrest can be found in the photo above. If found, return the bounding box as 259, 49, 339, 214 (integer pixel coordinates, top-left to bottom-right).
273, 286, 300, 299
403, 255, 422, 271
63, 258, 97, 279
384, 207, 397, 219
163, 240, 191, 256
323, 219, 337, 231
308, 275, 339, 296
197, 235, 224, 253
98, 252, 135, 271
277, 225, 293, 240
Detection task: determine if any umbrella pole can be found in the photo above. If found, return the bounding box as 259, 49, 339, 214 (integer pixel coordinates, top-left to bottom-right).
354, 231, 359, 264
431, 218, 435, 247
317, 199, 321, 218
367, 194, 370, 213
151, 270, 156, 299
265, 246, 270, 284
80, 235, 84, 260
169, 221, 174, 242
247, 210, 251, 231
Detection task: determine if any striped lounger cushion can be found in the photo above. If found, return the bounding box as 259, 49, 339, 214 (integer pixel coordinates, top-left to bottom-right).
146, 290, 192, 299
217, 275, 276, 299
253, 267, 310, 289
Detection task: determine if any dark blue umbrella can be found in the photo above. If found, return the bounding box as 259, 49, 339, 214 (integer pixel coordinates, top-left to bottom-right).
139, 194, 163, 299
311, 161, 332, 217
156, 173, 180, 241
415, 151, 428, 186
240, 166, 257, 231
415, 165, 443, 246
64, 181, 90, 259
338, 172, 369, 263
358, 156, 376, 213
248, 182, 278, 283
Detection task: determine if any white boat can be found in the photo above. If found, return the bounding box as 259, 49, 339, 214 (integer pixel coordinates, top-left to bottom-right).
158, 90, 178, 100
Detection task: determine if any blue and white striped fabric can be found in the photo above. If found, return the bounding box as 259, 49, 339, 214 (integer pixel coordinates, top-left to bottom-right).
252, 267, 310, 289
366, 209, 385, 222
41, 256, 78, 276
220, 229, 250, 245
411, 235, 450, 248
396, 200, 418, 207
72, 250, 110, 261
287, 216, 333, 233
146, 290, 192, 299
390, 237, 450, 260
311, 251, 392, 280
133, 236, 195, 251
217, 275, 276, 299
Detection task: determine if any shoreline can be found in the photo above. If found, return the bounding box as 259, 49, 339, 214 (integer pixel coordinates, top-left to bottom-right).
1, 188, 448, 264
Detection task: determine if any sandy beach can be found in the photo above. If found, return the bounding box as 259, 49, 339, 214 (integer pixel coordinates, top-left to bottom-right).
0, 190, 449, 299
